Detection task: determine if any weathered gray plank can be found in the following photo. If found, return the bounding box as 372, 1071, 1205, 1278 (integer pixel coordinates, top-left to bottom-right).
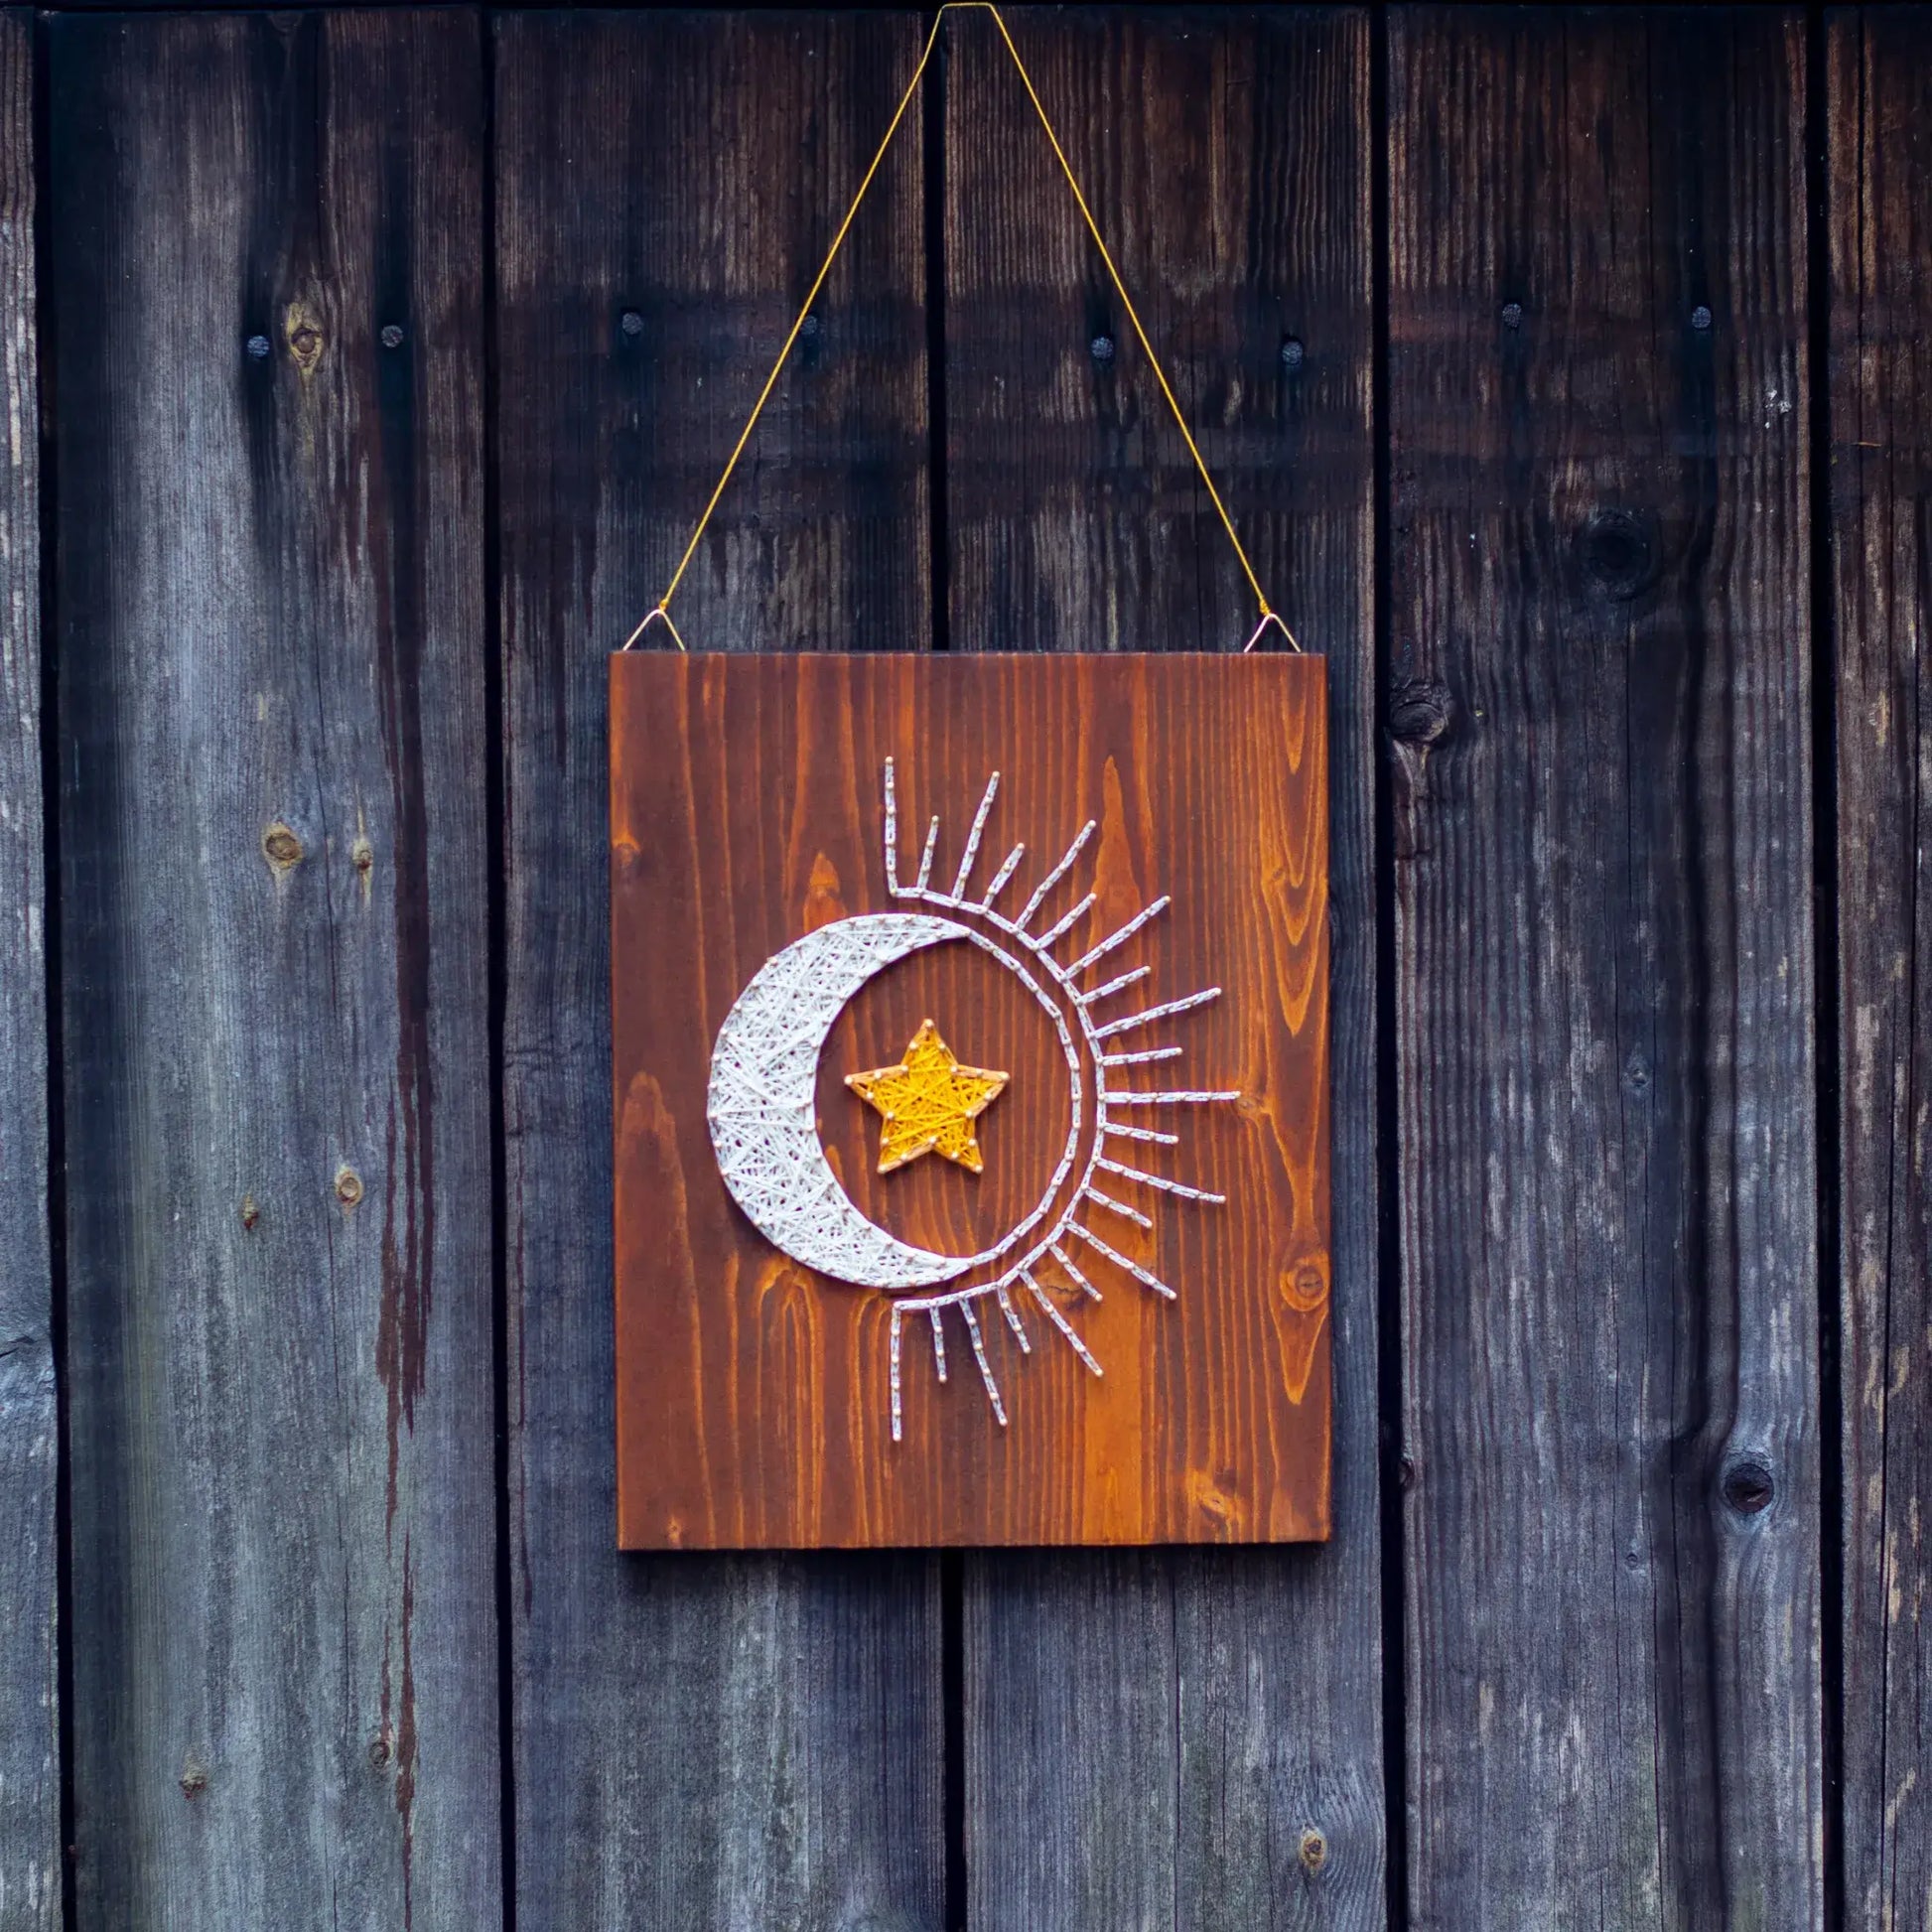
53, 14, 499, 1926
944, 11, 1382, 1927
1390, 8, 1822, 1926
1830, 11, 1932, 1927
493, 13, 945, 1927
0, 11, 55, 1928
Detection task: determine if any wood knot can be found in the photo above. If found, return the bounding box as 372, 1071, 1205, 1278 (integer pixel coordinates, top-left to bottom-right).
179, 1754, 209, 1800
1281, 1253, 1329, 1312
1721, 1456, 1775, 1516
351, 837, 374, 878
284, 301, 326, 374
367, 1732, 392, 1770
239, 1194, 259, 1231
262, 822, 303, 872
1299, 1827, 1327, 1873
335, 1166, 364, 1210
1388, 679, 1450, 746
1577, 508, 1659, 601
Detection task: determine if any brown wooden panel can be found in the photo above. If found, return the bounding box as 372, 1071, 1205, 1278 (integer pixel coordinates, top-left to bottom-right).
1830, 10, 1932, 1925
1391, 8, 1822, 1926
53, 12, 499, 1926
494, 11, 946, 1925
612, 650, 1330, 1549
0, 12, 55, 1926
940, 8, 1383, 1924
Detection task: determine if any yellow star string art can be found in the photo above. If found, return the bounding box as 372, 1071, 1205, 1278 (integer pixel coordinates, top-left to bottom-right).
846, 1019, 1010, 1175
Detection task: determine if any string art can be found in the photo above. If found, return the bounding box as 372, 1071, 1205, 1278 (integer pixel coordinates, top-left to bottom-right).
617, 10, 1326, 1460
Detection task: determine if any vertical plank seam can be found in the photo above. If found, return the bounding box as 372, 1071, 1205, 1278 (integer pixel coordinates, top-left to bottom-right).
941, 1548, 966, 1932
1805, 6, 1846, 1928
482, 10, 518, 1929
924, 6, 950, 657
32, 8, 73, 1925
929, 15, 966, 1932
1368, 7, 1409, 1929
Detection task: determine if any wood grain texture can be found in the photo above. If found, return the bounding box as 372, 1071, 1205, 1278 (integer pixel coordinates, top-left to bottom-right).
1829, 14, 1932, 1928
612, 651, 1330, 1548
942, 9, 1382, 1926
1390, 10, 1822, 1927
493, 12, 944, 1926
53, 15, 499, 1926
0, 13, 55, 1928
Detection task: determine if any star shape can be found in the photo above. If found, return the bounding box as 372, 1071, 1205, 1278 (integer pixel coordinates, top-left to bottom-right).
846, 1018, 1009, 1175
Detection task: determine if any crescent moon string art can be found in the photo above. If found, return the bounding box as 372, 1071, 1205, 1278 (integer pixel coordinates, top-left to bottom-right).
706, 758, 1237, 1440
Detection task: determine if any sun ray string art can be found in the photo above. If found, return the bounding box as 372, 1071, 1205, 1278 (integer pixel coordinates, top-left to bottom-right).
704, 759, 1238, 1441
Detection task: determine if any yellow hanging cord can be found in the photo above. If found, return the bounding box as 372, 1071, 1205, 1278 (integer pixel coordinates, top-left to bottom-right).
623, 1, 1293, 653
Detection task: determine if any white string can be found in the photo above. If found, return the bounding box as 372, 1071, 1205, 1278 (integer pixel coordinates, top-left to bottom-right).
1086, 1186, 1153, 1229
952, 773, 1001, 899
1068, 1220, 1176, 1300
1015, 821, 1096, 931
1066, 897, 1170, 978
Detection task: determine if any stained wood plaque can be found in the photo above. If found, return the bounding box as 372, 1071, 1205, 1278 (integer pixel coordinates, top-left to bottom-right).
612, 652, 1329, 1548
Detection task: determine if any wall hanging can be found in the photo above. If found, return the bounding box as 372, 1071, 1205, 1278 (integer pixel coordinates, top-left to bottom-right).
610, 3, 1330, 1550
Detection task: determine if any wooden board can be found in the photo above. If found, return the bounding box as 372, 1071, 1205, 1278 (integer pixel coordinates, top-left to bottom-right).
612, 650, 1330, 1549
940, 8, 1384, 1924
0, 13, 56, 1927
52, 15, 500, 1926
1390, 8, 1823, 1925
493, 11, 946, 1925
1829, 12, 1932, 1926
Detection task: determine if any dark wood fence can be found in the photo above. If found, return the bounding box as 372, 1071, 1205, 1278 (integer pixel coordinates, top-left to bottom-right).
0, 5, 1926, 1927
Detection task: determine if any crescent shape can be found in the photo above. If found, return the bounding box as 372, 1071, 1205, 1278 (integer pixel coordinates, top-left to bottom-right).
707, 911, 978, 1289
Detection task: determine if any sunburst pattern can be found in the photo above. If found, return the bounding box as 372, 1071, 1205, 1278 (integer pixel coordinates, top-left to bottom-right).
877, 759, 1236, 1438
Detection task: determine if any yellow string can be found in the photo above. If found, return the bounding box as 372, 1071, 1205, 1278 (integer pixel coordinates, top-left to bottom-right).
624, 1, 1290, 652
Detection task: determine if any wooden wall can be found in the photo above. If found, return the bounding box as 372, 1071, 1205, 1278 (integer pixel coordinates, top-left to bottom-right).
0, 6, 1926, 1928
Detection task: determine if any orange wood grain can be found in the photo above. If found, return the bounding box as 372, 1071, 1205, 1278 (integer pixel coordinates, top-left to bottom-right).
612, 652, 1329, 1547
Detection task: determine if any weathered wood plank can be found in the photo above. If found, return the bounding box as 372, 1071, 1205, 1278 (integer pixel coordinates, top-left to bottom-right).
0, 12, 55, 1928
53, 15, 499, 1926
1390, 9, 1821, 1926
1830, 12, 1932, 1928
494, 12, 944, 1925
943, 10, 1381, 1926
